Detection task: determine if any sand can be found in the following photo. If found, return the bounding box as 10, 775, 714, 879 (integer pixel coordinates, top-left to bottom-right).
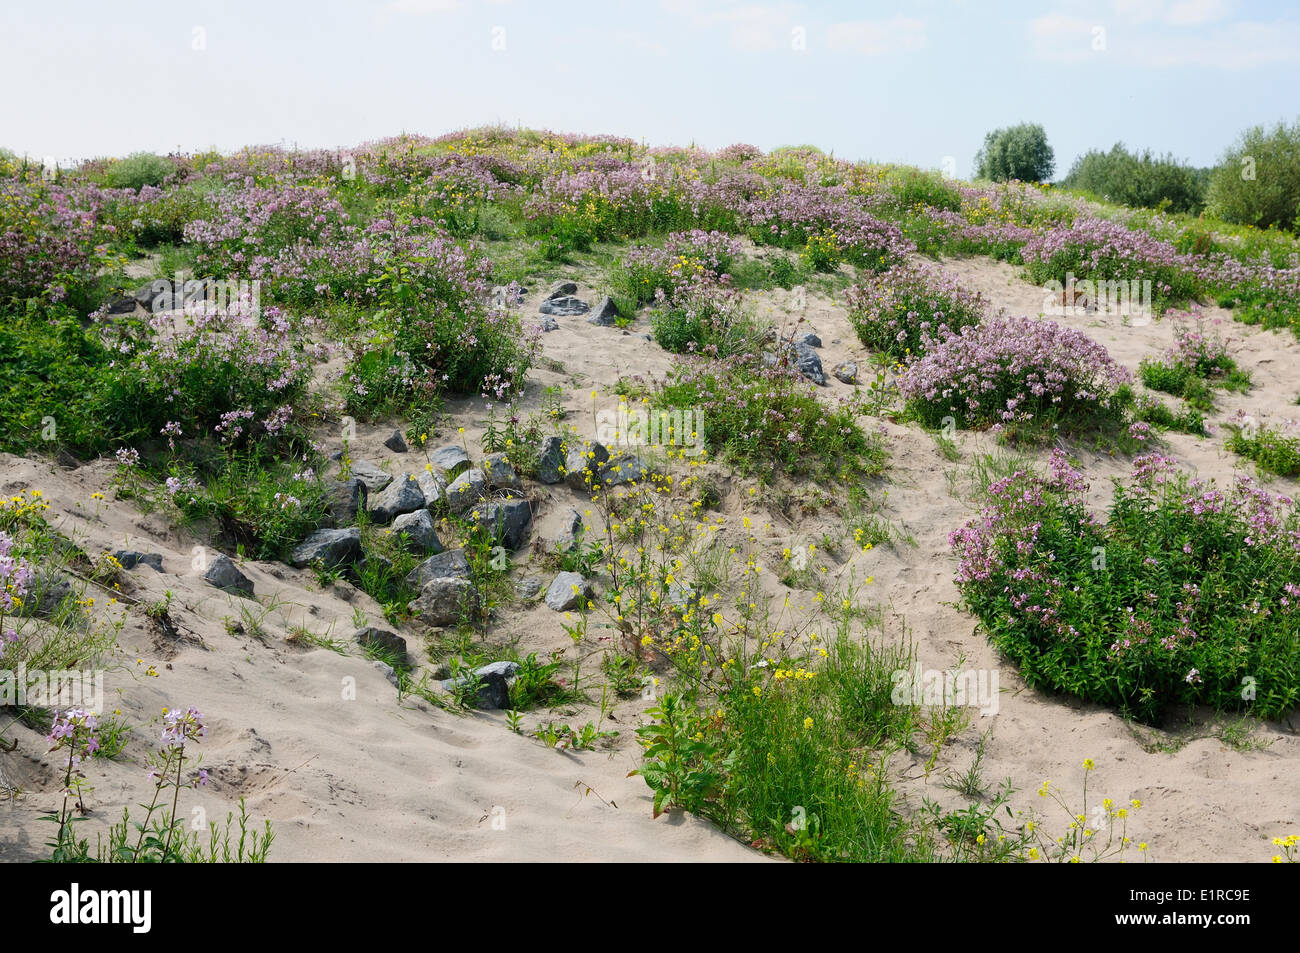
2, 252, 1297, 862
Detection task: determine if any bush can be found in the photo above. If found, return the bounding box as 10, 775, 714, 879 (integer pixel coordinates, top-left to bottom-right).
1062, 143, 1205, 214
974, 123, 1054, 183
657, 355, 884, 478
1206, 119, 1300, 232
898, 316, 1132, 441
1021, 217, 1201, 308
951, 451, 1300, 723
845, 262, 986, 360
1227, 419, 1300, 477
104, 152, 175, 191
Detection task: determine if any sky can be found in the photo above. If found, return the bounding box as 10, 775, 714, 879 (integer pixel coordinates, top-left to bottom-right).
3, 0, 1298, 178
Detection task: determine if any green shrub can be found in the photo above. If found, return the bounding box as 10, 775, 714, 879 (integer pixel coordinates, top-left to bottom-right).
1227, 421, 1300, 477
1062, 143, 1205, 214
104, 152, 174, 191
1206, 119, 1300, 232
952, 452, 1300, 723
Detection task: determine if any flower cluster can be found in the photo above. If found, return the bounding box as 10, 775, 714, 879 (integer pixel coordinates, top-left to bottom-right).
898, 316, 1132, 438
845, 261, 987, 359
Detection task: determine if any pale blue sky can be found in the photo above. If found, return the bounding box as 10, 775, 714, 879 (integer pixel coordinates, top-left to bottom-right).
3, 0, 1297, 177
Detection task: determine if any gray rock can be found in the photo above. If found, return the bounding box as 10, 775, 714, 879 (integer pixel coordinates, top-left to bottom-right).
441, 661, 520, 710
372, 659, 401, 688
323, 478, 367, 526
539, 316, 559, 332
482, 453, 522, 491
429, 445, 471, 479
466, 499, 533, 551
383, 429, 408, 453
349, 460, 393, 494
545, 572, 593, 611
408, 576, 475, 627
540, 295, 590, 316
406, 549, 471, 588
368, 474, 425, 524
546, 280, 578, 300
832, 361, 858, 384
556, 507, 585, 552
536, 436, 565, 484
446, 468, 488, 515
587, 295, 619, 326
563, 440, 610, 491
794, 331, 822, 348
203, 554, 254, 598
515, 576, 544, 599
355, 626, 407, 659
106, 295, 135, 315
136, 280, 177, 311
792, 342, 827, 385
416, 468, 445, 507
290, 527, 363, 569
391, 508, 442, 554
600, 451, 649, 487
112, 550, 163, 572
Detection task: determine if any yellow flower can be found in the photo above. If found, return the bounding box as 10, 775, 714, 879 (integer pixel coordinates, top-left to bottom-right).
802, 717, 813, 730
1082, 758, 1095, 771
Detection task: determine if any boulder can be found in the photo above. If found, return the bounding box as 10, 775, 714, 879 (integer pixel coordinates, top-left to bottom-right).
354, 626, 407, 659
539, 316, 559, 332
515, 576, 544, 599
563, 441, 610, 491
793, 330, 822, 348
290, 527, 363, 569
368, 474, 425, 524
482, 453, 522, 491
441, 660, 520, 709
466, 499, 533, 551
600, 451, 649, 487
540, 295, 590, 316
416, 468, 445, 507
323, 478, 367, 526
545, 572, 593, 611
408, 576, 475, 627
536, 436, 565, 484
446, 468, 488, 516
111, 550, 164, 572
832, 361, 858, 384
383, 430, 408, 453
348, 460, 393, 494
391, 508, 442, 554
406, 549, 471, 588
587, 295, 619, 326
429, 445, 471, 479
546, 280, 578, 299
792, 341, 827, 385
203, 554, 254, 598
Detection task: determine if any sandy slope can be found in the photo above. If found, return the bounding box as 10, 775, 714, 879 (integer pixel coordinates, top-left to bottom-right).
3, 255, 1298, 862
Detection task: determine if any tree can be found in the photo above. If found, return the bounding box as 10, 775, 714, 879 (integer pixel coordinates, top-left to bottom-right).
1061, 143, 1205, 214
1206, 119, 1300, 232
974, 123, 1055, 183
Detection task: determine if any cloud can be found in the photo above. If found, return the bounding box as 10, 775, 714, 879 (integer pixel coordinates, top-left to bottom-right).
1029, 14, 1101, 63
385, 0, 461, 12
1162, 0, 1231, 26
825, 16, 927, 55
659, 0, 803, 52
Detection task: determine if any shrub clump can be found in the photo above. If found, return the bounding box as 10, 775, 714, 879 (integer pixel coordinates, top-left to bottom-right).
951, 451, 1300, 723
898, 316, 1132, 440
845, 262, 986, 360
